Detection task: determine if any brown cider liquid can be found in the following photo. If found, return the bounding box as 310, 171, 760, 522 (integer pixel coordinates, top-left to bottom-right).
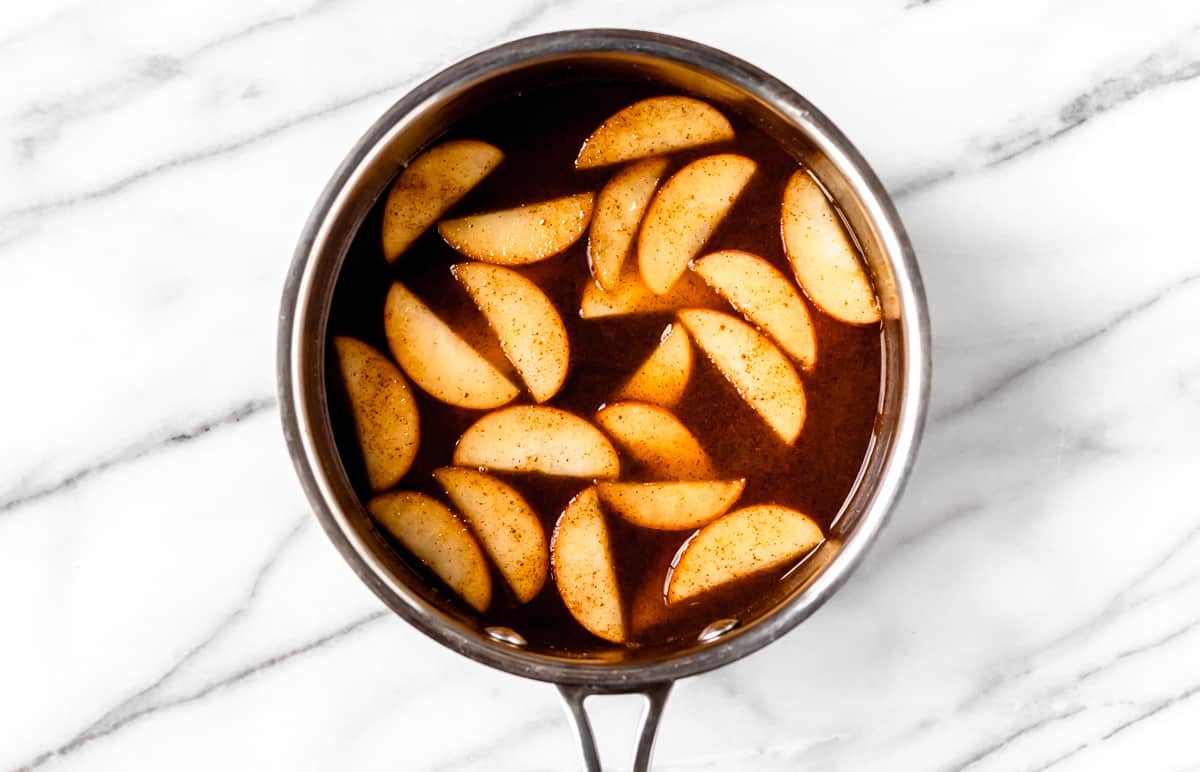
326, 80, 882, 655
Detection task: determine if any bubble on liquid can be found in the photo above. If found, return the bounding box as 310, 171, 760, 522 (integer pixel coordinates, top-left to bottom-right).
697, 618, 739, 643
485, 626, 528, 647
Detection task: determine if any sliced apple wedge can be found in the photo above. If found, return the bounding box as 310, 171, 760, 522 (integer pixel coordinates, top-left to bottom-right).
451, 263, 569, 403
677, 309, 806, 444
614, 323, 692, 408
368, 491, 492, 612
434, 467, 548, 603
594, 402, 715, 481
575, 96, 734, 170
691, 250, 818, 371
588, 158, 669, 290
551, 487, 625, 642
781, 169, 880, 325
381, 140, 503, 262
580, 267, 722, 319
384, 282, 519, 410
638, 154, 756, 295
597, 480, 745, 531
453, 406, 620, 478
667, 505, 823, 604
438, 193, 594, 265
333, 337, 419, 491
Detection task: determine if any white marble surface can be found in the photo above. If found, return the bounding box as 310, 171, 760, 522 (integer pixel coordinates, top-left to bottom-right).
3, 1, 1200, 769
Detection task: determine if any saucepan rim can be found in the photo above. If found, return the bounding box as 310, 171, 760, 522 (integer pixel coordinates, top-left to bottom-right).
277, 28, 930, 688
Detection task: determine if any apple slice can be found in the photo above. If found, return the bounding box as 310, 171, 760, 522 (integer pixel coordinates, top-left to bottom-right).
454, 406, 620, 478
588, 158, 669, 290
638, 154, 756, 295
434, 467, 548, 603
691, 250, 818, 371
781, 169, 880, 325
384, 282, 519, 410
677, 309, 806, 445
597, 480, 745, 531
451, 263, 569, 403
333, 337, 420, 491
594, 402, 715, 481
551, 487, 625, 642
368, 491, 492, 612
438, 193, 594, 265
580, 267, 722, 319
381, 140, 503, 262
667, 505, 823, 604
575, 96, 734, 170
614, 323, 692, 408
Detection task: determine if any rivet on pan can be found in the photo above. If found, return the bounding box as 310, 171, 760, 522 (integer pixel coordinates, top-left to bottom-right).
485, 626, 528, 647
697, 618, 739, 643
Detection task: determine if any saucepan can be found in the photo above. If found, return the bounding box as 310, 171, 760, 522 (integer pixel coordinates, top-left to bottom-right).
277, 29, 930, 771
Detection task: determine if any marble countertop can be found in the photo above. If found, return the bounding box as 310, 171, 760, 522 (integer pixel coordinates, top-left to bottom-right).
4, 1, 1200, 770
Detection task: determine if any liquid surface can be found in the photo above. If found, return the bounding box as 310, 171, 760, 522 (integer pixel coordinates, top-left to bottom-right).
326, 81, 882, 654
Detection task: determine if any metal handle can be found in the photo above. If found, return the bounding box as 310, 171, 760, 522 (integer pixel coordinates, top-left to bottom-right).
557, 681, 674, 772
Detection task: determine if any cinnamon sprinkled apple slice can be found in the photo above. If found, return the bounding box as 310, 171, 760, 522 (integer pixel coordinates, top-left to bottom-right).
369, 491, 492, 612
333, 337, 419, 492
580, 267, 722, 319
638, 154, 756, 295
381, 139, 503, 262
597, 479, 745, 531
667, 505, 823, 604
594, 401, 715, 481
575, 96, 734, 170
454, 406, 620, 478
452, 263, 569, 403
588, 158, 669, 290
781, 169, 880, 325
691, 250, 817, 371
434, 467, 548, 603
614, 323, 692, 408
438, 193, 594, 265
552, 487, 625, 642
677, 309, 806, 445
383, 282, 519, 410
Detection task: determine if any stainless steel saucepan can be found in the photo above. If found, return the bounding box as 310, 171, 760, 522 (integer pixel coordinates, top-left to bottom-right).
277, 29, 930, 771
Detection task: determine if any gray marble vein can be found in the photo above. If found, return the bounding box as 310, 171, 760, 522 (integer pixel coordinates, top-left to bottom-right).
1, 79, 410, 225
1071, 609, 1200, 688
0, 0, 573, 229
0, 396, 274, 516
883, 499, 988, 556
894, 25, 1200, 199
15, 608, 387, 772
1033, 681, 1200, 771
933, 270, 1200, 424
957, 518, 1200, 712
14, 516, 308, 770
10, 0, 349, 162
945, 706, 1087, 772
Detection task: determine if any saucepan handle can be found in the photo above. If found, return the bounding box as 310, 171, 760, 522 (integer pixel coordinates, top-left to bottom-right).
556, 681, 674, 772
